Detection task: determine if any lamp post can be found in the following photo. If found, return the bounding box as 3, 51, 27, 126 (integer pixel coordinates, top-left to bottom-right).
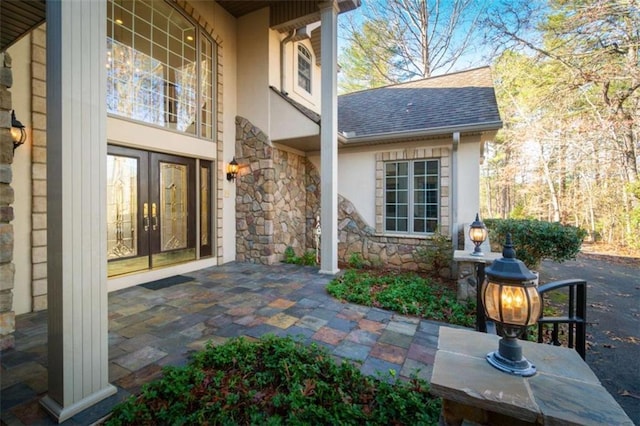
469, 213, 489, 332
481, 234, 541, 377
469, 213, 488, 256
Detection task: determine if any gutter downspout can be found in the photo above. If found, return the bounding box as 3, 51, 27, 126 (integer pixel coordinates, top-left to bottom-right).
451, 132, 460, 277
280, 30, 295, 94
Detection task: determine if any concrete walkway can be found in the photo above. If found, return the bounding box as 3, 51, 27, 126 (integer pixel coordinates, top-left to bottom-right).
1, 262, 445, 425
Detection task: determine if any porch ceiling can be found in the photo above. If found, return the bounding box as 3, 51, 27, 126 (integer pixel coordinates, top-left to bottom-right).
0, 0, 46, 52
218, 0, 359, 32
1, 0, 359, 52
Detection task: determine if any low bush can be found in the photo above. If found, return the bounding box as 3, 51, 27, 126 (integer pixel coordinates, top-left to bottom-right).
327, 270, 475, 327
283, 246, 318, 266
106, 335, 441, 425
484, 218, 587, 269
413, 232, 453, 275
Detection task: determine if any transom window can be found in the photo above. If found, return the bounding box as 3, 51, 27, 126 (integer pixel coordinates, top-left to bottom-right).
106, 0, 215, 140
297, 44, 312, 93
385, 160, 439, 233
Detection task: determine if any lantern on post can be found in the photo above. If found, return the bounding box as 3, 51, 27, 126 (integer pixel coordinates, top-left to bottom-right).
481, 234, 541, 377
469, 213, 488, 256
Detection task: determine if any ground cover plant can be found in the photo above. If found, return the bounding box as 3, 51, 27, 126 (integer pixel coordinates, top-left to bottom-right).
106, 335, 441, 425
327, 269, 475, 328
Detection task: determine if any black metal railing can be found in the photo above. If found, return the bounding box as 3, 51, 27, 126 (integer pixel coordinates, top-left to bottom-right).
535, 278, 587, 360
478, 275, 587, 360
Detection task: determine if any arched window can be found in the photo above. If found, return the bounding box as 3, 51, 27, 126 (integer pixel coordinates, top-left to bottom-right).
297, 44, 312, 93
106, 0, 216, 140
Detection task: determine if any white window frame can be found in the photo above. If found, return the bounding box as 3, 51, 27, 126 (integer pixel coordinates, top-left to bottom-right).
297, 44, 312, 94
383, 159, 440, 234
106, 0, 216, 140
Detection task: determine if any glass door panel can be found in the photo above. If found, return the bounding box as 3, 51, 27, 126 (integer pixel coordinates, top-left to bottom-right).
200, 161, 212, 257
107, 146, 150, 276
150, 153, 196, 268
107, 146, 200, 277
159, 162, 188, 251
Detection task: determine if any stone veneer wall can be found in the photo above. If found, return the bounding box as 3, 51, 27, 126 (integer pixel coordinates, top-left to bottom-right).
31, 25, 48, 311
0, 52, 16, 350
338, 195, 447, 271
235, 116, 320, 264
233, 117, 450, 272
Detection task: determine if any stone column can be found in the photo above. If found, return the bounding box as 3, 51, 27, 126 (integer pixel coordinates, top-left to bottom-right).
40, 1, 116, 422
0, 52, 16, 351
318, 1, 339, 274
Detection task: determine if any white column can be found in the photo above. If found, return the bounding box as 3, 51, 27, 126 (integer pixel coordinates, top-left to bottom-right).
41, 1, 116, 422
319, 1, 339, 274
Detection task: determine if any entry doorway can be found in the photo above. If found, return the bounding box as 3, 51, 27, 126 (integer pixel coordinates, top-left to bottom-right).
107, 145, 212, 276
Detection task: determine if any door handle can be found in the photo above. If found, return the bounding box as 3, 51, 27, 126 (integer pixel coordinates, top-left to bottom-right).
151, 203, 158, 230
143, 203, 149, 232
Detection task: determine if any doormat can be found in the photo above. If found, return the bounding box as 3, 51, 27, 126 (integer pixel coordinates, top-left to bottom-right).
140, 275, 193, 290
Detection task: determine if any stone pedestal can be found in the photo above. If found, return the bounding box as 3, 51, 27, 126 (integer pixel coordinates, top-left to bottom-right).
453, 250, 502, 302
431, 327, 633, 425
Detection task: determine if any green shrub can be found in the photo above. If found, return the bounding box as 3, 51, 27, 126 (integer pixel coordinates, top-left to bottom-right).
107, 335, 440, 425
283, 246, 317, 266
328, 270, 475, 327
284, 246, 297, 263
413, 232, 452, 274
348, 252, 365, 269
484, 218, 587, 269
300, 250, 318, 266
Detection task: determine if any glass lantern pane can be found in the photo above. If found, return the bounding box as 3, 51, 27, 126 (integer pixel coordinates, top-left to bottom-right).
526, 286, 542, 326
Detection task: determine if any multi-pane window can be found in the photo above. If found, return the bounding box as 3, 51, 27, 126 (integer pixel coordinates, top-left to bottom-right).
106, 0, 215, 140
297, 44, 312, 93
385, 160, 439, 233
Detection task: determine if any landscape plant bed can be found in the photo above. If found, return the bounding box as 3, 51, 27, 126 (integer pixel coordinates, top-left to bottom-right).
327, 269, 476, 328
106, 335, 441, 425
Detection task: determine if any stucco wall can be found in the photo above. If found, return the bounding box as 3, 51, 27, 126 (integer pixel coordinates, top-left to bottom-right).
456, 135, 482, 229
268, 28, 322, 114
237, 8, 270, 136
6, 35, 33, 315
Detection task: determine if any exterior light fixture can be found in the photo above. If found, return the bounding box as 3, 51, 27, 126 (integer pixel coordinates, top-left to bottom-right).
226, 157, 239, 182
469, 213, 488, 256
11, 110, 27, 151
482, 234, 541, 377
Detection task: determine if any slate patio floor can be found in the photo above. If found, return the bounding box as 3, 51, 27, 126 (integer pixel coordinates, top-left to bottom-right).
1, 262, 449, 425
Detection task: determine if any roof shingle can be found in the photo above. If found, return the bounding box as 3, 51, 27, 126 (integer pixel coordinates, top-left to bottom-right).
338, 67, 501, 138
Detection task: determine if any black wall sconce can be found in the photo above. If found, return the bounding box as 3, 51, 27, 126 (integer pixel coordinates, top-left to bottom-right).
11, 110, 27, 151
226, 157, 239, 182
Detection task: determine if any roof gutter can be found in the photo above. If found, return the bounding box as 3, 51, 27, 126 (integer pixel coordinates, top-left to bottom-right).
340, 120, 503, 145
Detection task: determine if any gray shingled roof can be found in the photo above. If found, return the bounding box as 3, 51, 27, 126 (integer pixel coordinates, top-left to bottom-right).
338, 67, 501, 138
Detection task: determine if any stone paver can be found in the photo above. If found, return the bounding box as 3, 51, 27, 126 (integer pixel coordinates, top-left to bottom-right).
0, 262, 444, 425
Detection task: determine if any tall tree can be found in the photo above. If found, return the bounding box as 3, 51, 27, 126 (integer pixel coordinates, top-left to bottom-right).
338, 19, 395, 93
484, 0, 640, 247
338, 0, 488, 92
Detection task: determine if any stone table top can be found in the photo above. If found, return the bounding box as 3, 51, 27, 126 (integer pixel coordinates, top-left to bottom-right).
430, 327, 633, 425
453, 250, 503, 264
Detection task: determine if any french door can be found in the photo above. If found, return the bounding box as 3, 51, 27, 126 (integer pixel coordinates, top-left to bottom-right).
107, 145, 210, 277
